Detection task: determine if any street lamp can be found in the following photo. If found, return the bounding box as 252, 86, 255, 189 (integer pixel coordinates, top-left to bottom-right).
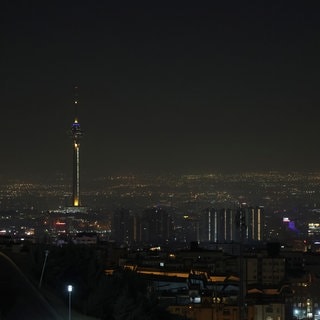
68, 285, 73, 320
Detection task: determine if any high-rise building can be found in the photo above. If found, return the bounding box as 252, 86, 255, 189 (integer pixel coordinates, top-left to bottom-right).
244, 206, 264, 243
112, 207, 174, 245
112, 208, 137, 245
71, 87, 83, 207
199, 207, 264, 244
199, 208, 237, 243
140, 207, 174, 244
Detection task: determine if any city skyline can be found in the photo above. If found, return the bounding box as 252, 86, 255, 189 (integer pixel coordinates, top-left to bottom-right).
2, 1, 320, 180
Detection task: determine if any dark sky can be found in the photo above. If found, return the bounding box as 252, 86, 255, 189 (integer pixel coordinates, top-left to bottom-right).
2, 1, 320, 180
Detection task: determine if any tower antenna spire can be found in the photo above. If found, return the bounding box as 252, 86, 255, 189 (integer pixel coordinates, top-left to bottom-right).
74, 85, 79, 120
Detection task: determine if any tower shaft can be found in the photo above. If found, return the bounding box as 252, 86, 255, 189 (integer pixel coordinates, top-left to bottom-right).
71, 86, 83, 207
73, 139, 80, 206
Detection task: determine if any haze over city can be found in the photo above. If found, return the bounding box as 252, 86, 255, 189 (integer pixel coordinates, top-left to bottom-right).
2, 1, 320, 181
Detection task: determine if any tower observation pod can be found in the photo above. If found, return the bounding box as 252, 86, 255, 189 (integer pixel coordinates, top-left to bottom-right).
71, 87, 83, 207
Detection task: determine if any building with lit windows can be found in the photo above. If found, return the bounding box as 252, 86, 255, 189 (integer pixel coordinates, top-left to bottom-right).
199, 207, 264, 245
308, 223, 320, 238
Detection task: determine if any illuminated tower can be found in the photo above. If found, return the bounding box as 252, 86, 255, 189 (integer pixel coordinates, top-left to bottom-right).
71, 87, 83, 207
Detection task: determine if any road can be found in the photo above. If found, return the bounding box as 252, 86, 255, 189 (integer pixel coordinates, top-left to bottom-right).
0, 251, 98, 320
0, 251, 62, 319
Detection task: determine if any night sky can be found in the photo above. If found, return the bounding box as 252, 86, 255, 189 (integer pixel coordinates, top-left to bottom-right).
2, 1, 320, 180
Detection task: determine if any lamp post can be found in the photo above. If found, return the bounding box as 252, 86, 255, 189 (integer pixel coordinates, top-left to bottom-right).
68, 285, 73, 320
39, 250, 49, 288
